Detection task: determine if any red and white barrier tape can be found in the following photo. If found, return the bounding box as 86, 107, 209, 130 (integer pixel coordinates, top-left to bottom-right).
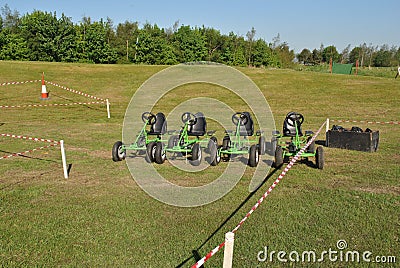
0, 80, 39, 86
0, 101, 105, 109
0, 143, 58, 160
192, 120, 327, 268
1, 133, 60, 144
46, 81, 105, 101
330, 119, 399, 125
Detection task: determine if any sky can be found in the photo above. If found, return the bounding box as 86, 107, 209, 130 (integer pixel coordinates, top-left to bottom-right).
1, 0, 399, 53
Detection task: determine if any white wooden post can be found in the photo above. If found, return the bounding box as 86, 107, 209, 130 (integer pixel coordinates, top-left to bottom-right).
325, 118, 330, 147
223, 232, 235, 268
326, 118, 330, 133
106, 99, 110, 119
60, 140, 68, 179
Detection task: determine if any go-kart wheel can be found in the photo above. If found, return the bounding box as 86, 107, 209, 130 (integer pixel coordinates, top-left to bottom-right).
145, 141, 157, 163
190, 142, 202, 166
316, 146, 324, 169
286, 112, 304, 127
181, 112, 197, 125
154, 142, 166, 164
270, 137, 278, 156
306, 137, 315, 153
258, 136, 266, 155
206, 136, 218, 153
141, 112, 157, 124
232, 112, 248, 125
222, 135, 230, 150
273, 145, 283, 168
210, 142, 221, 166
168, 135, 179, 149
248, 144, 259, 167
112, 141, 126, 162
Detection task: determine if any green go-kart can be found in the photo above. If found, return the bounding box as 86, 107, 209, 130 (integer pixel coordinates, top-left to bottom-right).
112, 112, 167, 162
210, 112, 266, 167
271, 111, 324, 169
154, 112, 217, 166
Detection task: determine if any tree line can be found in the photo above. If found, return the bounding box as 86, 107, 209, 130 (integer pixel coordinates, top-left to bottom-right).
1, 5, 398, 67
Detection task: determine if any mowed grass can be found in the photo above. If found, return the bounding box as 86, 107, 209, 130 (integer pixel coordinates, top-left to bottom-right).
0, 61, 399, 267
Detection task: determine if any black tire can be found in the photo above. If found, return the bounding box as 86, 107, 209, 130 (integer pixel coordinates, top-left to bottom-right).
222, 136, 230, 150
307, 137, 315, 153
112, 141, 126, 162
273, 145, 283, 168
168, 135, 179, 149
154, 142, 166, 164
206, 136, 218, 153
269, 138, 278, 156
316, 146, 324, 169
145, 141, 157, 163
248, 144, 259, 167
210, 142, 221, 166
258, 136, 266, 155
190, 143, 202, 166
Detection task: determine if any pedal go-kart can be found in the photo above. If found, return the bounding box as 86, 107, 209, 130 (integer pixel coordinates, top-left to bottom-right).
210, 112, 266, 167
112, 112, 167, 162
154, 112, 216, 166
271, 111, 324, 169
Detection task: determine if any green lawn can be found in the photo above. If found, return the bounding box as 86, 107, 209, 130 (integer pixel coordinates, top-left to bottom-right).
0, 61, 399, 267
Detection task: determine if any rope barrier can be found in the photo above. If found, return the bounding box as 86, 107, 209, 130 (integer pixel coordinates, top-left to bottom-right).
191, 120, 327, 268
46, 81, 105, 101
0, 133, 60, 144
0, 143, 59, 160
330, 119, 399, 125
0, 80, 39, 86
0, 101, 105, 109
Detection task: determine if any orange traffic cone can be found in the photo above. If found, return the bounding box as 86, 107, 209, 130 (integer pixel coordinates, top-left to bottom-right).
41, 72, 49, 100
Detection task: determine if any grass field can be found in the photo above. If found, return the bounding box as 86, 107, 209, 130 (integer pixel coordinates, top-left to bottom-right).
0, 61, 399, 267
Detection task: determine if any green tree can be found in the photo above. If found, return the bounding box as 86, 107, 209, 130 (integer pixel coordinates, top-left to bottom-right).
113, 20, 139, 63
349, 46, 362, 64
76, 17, 118, 63
322, 45, 340, 63
136, 23, 176, 65
297, 48, 312, 64
173, 25, 207, 63
374, 45, 391, 67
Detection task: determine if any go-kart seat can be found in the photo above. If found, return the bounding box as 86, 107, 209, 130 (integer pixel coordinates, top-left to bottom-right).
187, 112, 207, 136
148, 112, 167, 135
283, 112, 303, 137
239, 112, 254, 136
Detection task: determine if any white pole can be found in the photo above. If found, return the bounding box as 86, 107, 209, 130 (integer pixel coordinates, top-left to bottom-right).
326, 118, 330, 133
223, 232, 235, 268
60, 140, 68, 179
325, 118, 330, 147
106, 99, 110, 119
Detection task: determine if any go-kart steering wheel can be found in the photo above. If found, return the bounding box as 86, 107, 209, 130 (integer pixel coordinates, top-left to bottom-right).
142, 112, 157, 125
232, 112, 248, 125
285, 112, 304, 127
181, 112, 197, 125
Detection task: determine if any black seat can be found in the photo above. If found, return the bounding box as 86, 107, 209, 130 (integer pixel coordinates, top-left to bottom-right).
148, 112, 167, 135
283, 112, 303, 137
187, 112, 206, 136
239, 112, 254, 136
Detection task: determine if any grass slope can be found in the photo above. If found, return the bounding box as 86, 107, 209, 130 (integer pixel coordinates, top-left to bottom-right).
0, 61, 399, 267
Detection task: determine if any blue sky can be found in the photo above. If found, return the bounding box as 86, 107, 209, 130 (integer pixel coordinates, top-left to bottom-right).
2, 0, 399, 53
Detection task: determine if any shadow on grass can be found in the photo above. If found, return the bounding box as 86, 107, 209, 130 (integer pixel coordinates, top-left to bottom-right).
175, 167, 280, 268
